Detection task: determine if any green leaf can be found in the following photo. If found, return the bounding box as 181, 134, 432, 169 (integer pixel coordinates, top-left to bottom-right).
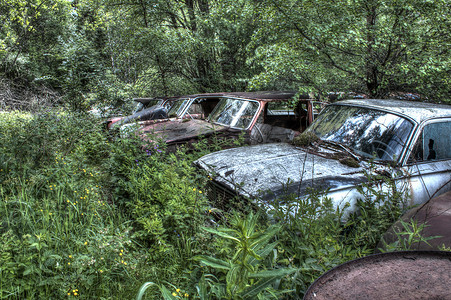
248, 241, 279, 266
202, 227, 240, 242
160, 285, 178, 299
196, 275, 209, 300
194, 255, 231, 271
241, 277, 279, 299
248, 268, 296, 279
136, 282, 158, 300
249, 225, 280, 248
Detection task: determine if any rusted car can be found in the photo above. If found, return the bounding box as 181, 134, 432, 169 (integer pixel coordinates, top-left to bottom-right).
194, 99, 451, 218
119, 91, 322, 150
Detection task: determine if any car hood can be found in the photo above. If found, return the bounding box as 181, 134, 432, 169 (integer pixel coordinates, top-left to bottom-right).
195, 143, 369, 200
139, 119, 227, 144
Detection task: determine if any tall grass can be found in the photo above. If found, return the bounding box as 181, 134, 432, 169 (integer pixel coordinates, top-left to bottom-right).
0, 110, 196, 298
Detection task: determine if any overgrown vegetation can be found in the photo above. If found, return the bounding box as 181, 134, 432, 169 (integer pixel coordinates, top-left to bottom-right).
0, 110, 419, 299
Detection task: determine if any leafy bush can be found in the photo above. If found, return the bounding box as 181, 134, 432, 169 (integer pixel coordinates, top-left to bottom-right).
124, 148, 208, 254
137, 213, 296, 300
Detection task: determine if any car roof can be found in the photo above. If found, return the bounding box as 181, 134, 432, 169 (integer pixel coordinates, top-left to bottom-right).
158, 91, 319, 103
334, 99, 451, 124
178, 91, 314, 102
132, 98, 164, 104
220, 91, 297, 100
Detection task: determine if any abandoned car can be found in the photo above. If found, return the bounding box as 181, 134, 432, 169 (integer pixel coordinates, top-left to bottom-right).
106, 97, 174, 129
194, 99, 451, 218
117, 91, 322, 150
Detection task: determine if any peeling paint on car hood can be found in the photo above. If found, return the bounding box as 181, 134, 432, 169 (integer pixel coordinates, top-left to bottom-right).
195, 143, 368, 201
139, 119, 227, 144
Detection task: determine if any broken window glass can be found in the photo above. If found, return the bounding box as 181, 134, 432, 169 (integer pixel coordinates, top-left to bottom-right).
410, 121, 451, 163
209, 98, 259, 129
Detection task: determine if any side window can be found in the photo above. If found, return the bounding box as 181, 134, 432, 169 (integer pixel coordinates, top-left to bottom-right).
264, 101, 300, 130
410, 121, 451, 163
266, 101, 294, 115
187, 103, 202, 114
186, 99, 209, 119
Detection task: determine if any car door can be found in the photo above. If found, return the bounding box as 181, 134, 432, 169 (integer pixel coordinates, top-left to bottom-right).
401, 118, 451, 207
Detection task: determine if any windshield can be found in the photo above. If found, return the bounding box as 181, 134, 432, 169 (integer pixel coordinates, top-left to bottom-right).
208, 98, 260, 129
306, 105, 414, 161
168, 98, 191, 118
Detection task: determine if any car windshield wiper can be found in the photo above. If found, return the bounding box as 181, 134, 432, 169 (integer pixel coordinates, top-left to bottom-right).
321, 140, 360, 161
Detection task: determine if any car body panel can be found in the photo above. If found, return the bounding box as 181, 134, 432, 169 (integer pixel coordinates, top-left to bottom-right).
378, 190, 451, 251
336, 99, 451, 124
195, 142, 370, 216
401, 160, 451, 207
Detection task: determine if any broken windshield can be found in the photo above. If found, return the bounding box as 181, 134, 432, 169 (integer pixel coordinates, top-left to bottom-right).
168, 98, 191, 118
306, 105, 414, 162
208, 98, 260, 129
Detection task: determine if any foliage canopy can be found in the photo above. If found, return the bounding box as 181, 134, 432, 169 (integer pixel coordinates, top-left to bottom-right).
0, 0, 449, 106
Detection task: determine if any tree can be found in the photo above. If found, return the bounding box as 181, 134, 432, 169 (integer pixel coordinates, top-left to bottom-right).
248, 0, 450, 101
0, 0, 71, 81
102, 0, 263, 95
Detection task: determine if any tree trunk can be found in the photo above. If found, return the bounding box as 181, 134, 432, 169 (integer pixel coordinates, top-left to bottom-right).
365, 1, 379, 97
